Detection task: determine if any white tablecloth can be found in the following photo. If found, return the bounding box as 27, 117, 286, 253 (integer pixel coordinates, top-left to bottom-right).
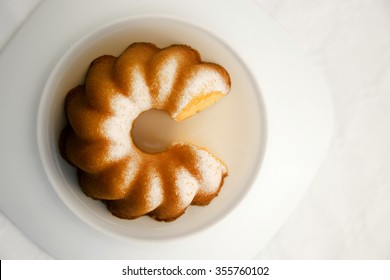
1, 0, 389, 259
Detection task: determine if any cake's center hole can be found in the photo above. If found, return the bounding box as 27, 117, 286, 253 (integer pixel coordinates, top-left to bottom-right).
131, 109, 178, 154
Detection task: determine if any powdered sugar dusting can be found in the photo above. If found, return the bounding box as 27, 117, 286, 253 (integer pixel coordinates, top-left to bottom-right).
193, 147, 227, 194
172, 67, 229, 117
120, 156, 140, 193
175, 167, 200, 207
156, 58, 178, 103
103, 94, 140, 160
146, 173, 163, 210
130, 66, 152, 111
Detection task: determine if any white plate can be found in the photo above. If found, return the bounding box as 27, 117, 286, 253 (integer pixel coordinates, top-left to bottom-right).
37, 14, 264, 241
0, 0, 333, 259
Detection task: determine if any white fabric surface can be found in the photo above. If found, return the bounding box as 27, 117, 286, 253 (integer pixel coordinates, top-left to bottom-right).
1, 0, 389, 259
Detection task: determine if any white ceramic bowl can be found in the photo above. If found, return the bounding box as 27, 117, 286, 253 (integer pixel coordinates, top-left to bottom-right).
37, 14, 265, 241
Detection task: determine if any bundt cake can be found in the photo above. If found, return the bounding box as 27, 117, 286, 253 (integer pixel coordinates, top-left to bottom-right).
60, 42, 230, 221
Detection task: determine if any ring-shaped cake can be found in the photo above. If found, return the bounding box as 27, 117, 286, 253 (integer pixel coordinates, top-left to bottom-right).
60, 42, 231, 221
